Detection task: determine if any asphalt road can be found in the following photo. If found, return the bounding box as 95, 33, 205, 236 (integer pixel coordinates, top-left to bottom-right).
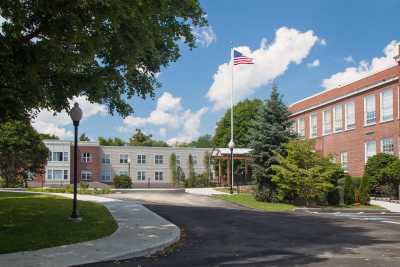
82, 193, 400, 267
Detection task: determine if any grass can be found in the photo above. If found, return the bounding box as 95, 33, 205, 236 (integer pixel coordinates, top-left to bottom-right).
214, 194, 296, 212
0, 192, 118, 254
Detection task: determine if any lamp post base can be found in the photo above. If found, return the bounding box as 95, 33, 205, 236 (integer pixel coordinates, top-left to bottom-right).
70, 215, 82, 222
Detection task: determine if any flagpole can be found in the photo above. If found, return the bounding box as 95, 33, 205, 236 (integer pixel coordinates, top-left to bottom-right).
229, 42, 235, 194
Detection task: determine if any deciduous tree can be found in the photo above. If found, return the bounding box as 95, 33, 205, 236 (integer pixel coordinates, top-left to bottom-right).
0, 0, 207, 121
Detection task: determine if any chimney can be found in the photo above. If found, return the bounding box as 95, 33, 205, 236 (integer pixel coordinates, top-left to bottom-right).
395, 44, 400, 64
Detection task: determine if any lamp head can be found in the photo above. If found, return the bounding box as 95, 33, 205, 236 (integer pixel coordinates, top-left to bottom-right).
228, 140, 235, 150
70, 103, 83, 125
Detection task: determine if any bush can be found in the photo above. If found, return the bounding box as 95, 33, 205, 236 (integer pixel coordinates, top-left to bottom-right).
184, 173, 215, 188
254, 186, 278, 202
344, 175, 355, 205
327, 186, 341, 206
80, 181, 89, 189
364, 153, 397, 192
0, 176, 4, 187
359, 175, 370, 205
113, 175, 132, 188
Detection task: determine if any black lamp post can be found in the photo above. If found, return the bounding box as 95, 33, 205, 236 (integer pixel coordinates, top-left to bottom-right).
228, 140, 234, 194
70, 102, 82, 221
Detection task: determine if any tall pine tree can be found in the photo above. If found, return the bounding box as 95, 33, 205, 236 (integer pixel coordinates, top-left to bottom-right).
249, 85, 293, 201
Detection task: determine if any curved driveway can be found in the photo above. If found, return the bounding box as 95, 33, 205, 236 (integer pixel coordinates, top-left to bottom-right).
83, 192, 400, 267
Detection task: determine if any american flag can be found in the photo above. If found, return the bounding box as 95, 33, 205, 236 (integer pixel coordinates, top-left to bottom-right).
233, 50, 254, 65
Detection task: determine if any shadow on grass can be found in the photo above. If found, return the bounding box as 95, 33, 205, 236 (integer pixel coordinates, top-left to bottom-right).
84, 202, 400, 267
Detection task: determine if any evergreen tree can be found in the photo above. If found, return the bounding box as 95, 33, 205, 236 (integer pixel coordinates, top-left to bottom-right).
79, 133, 90, 142
343, 175, 355, 205
249, 85, 293, 201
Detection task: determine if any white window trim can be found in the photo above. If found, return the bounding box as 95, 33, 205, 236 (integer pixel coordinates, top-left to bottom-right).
379, 89, 394, 123
364, 141, 376, 164
380, 138, 394, 154
364, 94, 376, 127
119, 154, 129, 164
333, 104, 343, 133
340, 152, 348, 173
81, 170, 92, 181
309, 113, 318, 138
137, 154, 146, 164
322, 109, 332, 136
297, 117, 305, 138
344, 101, 356, 131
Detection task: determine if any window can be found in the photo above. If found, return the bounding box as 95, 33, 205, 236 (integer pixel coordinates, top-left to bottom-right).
119, 170, 129, 176
290, 121, 297, 135
345, 101, 355, 130
323, 109, 332, 135
309, 113, 317, 138
340, 152, 348, 172
365, 141, 376, 163
380, 89, 393, 122
137, 171, 146, 181
47, 169, 68, 180
364, 94, 376, 125
101, 169, 112, 181
102, 154, 111, 164
49, 152, 68, 162
176, 155, 181, 166
155, 155, 164, 164
120, 154, 129, 164
137, 154, 146, 164
81, 170, 92, 181
81, 152, 92, 163
333, 105, 343, 132
297, 117, 305, 137
381, 138, 394, 154
155, 171, 163, 181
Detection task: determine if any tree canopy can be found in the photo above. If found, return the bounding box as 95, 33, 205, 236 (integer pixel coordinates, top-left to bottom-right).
79, 133, 90, 142
213, 99, 262, 148
0, 120, 48, 187
0, 0, 207, 121
129, 129, 168, 147
39, 133, 59, 140
98, 137, 125, 146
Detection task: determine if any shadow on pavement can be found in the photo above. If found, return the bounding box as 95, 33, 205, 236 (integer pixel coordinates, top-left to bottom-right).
81, 203, 400, 267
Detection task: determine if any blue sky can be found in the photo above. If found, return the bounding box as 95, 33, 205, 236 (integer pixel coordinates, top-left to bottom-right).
32, 0, 400, 144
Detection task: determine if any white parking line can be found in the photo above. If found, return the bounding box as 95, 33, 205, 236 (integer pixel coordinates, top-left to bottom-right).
382, 220, 400, 225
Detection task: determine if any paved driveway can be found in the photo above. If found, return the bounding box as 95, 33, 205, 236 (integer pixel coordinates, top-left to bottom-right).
83, 192, 400, 267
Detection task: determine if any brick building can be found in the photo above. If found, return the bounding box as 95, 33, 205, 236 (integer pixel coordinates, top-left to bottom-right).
289, 46, 400, 177
34, 140, 211, 187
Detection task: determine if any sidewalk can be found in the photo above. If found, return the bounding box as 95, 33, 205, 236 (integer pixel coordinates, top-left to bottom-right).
371, 199, 400, 212
185, 187, 229, 196
0, 191, 180, 267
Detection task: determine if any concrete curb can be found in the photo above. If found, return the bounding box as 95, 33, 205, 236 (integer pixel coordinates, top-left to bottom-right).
295, 207, 387, 213
112, 188, 185, 193
0, 190, 180, 267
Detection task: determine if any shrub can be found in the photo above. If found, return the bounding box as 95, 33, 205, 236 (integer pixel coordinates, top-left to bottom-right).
113, 175, 132, 188
343, 175, 355, 205
184, 173, 215, 188
0, 176, 4, 187
80, 181, 89, 189
364, 153, 397, 192
327, 186, 341, 206
359, 175, 370, 205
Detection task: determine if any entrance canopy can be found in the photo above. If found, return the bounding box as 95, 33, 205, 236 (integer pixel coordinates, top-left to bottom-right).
212, 148, 252, 160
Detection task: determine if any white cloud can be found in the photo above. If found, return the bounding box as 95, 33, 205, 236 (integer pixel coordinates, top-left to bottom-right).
320, 39, 327, 46
322, 40, 400, 89
307, 59, 320, 68
344, 56, 355, 64
206, 26, 320, 110
32, 96, 107, 139
121, 92, 208, 145
193, 25, 216, 47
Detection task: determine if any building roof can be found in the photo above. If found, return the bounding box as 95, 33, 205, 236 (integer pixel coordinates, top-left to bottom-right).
289, 65, 400, 116
212, 148, 252, 157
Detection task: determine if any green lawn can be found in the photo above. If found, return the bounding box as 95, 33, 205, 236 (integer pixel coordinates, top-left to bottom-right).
0, 192, 118, 254
214, 194, 296, 212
